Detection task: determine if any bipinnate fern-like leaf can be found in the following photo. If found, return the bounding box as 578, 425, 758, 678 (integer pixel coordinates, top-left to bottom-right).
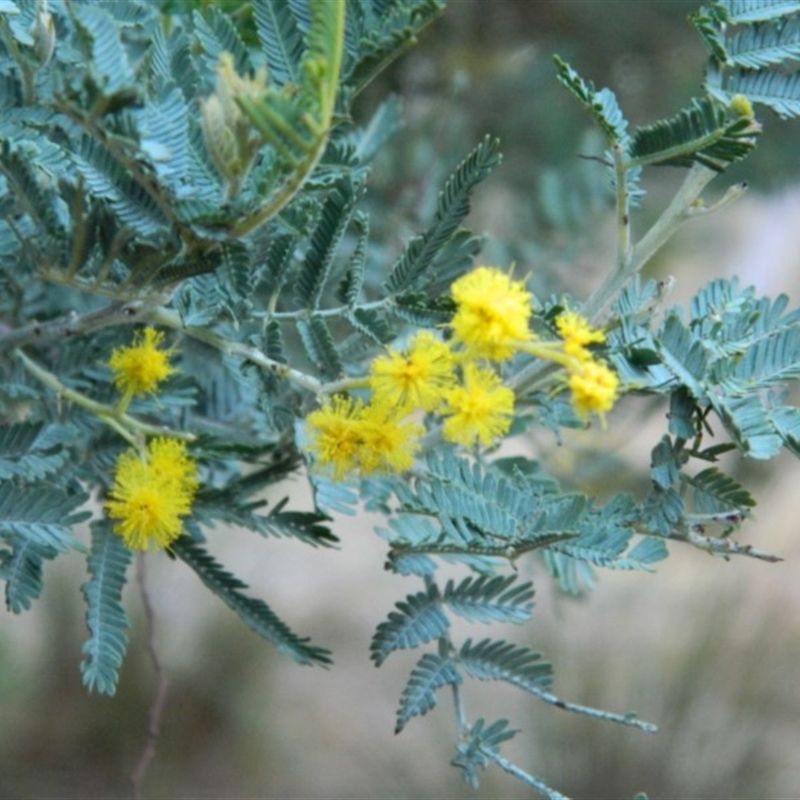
193, 487, 337, 547
370, 584, 449, 666
451, 717, 520, 791
192, 5, 253, 75
690, 6, 730, 62
345, 306, 394, 344
685, 467, 756, 515
73, 136, 170, 238
553, 55, 629, 146
395, 651, 461, 734
771, 404, 800, 456
721, 0, 800, 24
80, 521, 132, 696
295, 178, 358, 309
442, 574, 534, 625
253, 0, 304, 85
628, 97, 759, 171
0, 140, 68, 242
1, 537, 58, 613
173, 537, 332, 666
262, 233, 296, 294
73, 4, 135, 95
336, 211, 369, 306
344, 0, 445, 98
384, 135, 501, 294
695, 2, 800, 118
726, 13, 800, 68
0, 482, 87, 553
261, 497, 338, 547
717, 326, 800, 392
713, 394, 783, 459
711, 67, 800, 117
0, 422, 72, 481
295, 314, 344, 378
656, 313, 709, 399
458, 638, 553, 694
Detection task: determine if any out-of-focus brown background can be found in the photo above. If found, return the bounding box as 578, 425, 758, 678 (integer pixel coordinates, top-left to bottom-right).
3, 2, 800, 798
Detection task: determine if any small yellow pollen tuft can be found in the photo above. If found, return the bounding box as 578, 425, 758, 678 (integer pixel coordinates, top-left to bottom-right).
109, 328, 175, 398
556, 310, 606, 362
568, 360, 619, 422
442, 363, 515, 447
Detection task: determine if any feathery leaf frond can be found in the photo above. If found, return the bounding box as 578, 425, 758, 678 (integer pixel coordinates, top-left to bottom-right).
553, 55, 629, 146
442, 574, 534, 625
629, 98, 760, 170
174, 537, 332, 666
80, 521, 132, 696
370, 584, 449, 665
459, 638, 553, 694
384, 136, 500, 294
395, 651, 461, 733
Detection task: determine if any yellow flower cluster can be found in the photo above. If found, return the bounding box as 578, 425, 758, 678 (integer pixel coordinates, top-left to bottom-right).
105, 328, 199, 551
109, 327, 175, 402
304, 266, 619, 481
305, 396, 423, 480
106, 438, 198, 551
448, 266, 619, 423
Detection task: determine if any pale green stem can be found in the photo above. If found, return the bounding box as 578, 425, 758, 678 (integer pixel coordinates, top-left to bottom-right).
14, 349, 193, 445
479, 750, 572, 800
583, 163, 718, 323
267, 297, 392, 321
613, 142, 632, 272
514, 164, 719, 395
148, 307, 326, 395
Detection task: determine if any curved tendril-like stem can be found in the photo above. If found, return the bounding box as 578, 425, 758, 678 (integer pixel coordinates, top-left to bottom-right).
14, 348, 194, 445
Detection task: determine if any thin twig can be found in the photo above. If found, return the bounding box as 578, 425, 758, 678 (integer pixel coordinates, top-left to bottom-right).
129, 553, 169, 800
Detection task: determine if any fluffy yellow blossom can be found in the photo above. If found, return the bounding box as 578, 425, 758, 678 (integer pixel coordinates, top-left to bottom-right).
369, 331, 456, 413
109, 328, 175, 399
442, 364, 515, 447
450, 266, 532, 361
357, 402, 423, 475
556, 310, 606, 361
304, 395, 364, 480
568, 360, 619, 422
305, 396, 422, 478
106, 438, 198, 551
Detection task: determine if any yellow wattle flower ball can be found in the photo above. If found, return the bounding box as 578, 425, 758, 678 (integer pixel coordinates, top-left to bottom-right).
106, 438, 198, 551
304, 396, 422, 479
368, 330, 456, 413
555, 310, 606, 362
568, 360, 619, 422
109, 327, 175, 398
442, 363, 515, 447
450, 266, 532, 361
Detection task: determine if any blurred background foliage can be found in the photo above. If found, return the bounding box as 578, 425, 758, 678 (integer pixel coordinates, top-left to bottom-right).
2, 1, 800, 798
